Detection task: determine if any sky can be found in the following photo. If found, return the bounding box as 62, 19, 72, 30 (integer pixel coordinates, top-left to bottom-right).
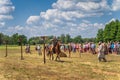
0, 0, 120, 38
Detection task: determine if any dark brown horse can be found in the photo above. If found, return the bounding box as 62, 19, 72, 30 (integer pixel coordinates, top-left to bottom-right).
54, 41, 61, 61
48, 41, 61, 61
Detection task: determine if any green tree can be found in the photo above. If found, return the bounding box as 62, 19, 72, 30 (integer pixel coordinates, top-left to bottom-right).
116, 21, 120, 41
3, 35, 10, 44
65, 34, 71, 44
0, 33, 4, 45
97, 19, 120, 42
11, 33, 19, 45
96, 29, 104, 42
19, 35, 27, 45
60, 34, 65, 43
83, 38, 96, 43
73, 35, 83, 43
29, 37, 39, 45
109, 21, 118, 41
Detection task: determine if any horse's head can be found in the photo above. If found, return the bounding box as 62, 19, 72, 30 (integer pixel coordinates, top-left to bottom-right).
57, 40, 62, 45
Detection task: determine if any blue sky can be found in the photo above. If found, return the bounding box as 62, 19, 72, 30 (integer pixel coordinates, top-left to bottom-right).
9, 0, 57, 26
0, 0, 120, 38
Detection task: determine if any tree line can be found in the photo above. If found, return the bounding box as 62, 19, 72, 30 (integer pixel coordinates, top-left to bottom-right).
96, 19, 120, 42
0, 33, 95, 45
29, 34, 95, 45
0, 33, 27, 45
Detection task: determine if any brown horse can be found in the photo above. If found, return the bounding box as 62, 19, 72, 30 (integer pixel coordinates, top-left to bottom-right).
48, 41, 61, 61
54, 41, 61, 61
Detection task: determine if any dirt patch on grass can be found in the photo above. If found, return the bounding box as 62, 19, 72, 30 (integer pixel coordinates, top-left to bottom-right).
93, 68, 118, 75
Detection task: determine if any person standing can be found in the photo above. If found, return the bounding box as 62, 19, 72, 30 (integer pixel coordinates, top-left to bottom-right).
37, 45, 42, 55
98, 42, 107, 62
91, 42, 96, 54
117, 42, 120, 54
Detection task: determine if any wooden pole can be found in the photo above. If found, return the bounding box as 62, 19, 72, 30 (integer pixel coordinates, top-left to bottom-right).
19, 38, 24, 60
5, 41, 8, 57
41, 36, 47, 64
68, 45, 71, 58
43, 39, 46, 64
80, 51, 81, 58
21, 41, 23, 60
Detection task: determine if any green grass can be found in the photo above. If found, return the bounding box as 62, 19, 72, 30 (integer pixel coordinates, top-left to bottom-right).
0, 45, 120, 80
0, 45, 20, 49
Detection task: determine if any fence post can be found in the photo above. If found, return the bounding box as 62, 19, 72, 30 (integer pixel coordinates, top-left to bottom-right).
4, 40, 8, 57
18, 37, 24, 60
41, 36, 47, 64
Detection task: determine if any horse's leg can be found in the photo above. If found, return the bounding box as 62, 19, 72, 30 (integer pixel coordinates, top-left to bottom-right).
55, 52, 58, 61
49, 52, 51, 60
47, 51, 51, 60
54, 48, 58, 61
52, 52, 54, 60
69, 49, 71, 58
57, 52, 60, 61
50, 51, 54, 60
55, 54, 57, 61
50, 51, 53, 60
58, 52, 60, 61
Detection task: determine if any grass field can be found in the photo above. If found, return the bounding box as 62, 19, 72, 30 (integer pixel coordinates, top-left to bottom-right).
0, 45, 120, 80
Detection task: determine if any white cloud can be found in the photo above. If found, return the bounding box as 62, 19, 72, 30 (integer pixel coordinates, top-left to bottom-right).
93, 23, 104, 29
26, 0, 111, 26
0, 15, 13, 20
0, 0, 12, 5
27, 16, 40, 24
0, 22, 5, 27
76, 1, 100, 11
82, 20, 90, 23
52, 0, 110, 12
0, 6, 15, 14
52, 0, 75, 10
106, 18, 116, 24
0, 0, 15, 27
15, 25, 24, 31
24, 0, 109, 38
2, 0, 120, 38
109, 18, 116, 22
112, 0, 120, 11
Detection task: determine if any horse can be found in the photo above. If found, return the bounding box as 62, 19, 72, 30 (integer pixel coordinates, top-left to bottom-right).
54, 41, 61, 61
47, 40, 61, 61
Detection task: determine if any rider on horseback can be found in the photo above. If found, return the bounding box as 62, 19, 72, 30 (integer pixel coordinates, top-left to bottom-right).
52, 36, 58, 53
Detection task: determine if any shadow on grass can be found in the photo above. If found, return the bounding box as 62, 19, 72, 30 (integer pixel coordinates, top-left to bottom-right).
56, 60, 72, 63
107, 60, 116, 62
70, 57, 82, 58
